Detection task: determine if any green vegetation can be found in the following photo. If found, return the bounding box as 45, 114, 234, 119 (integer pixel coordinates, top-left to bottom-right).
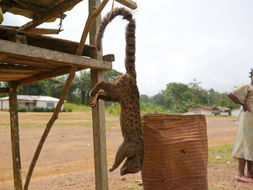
1, 70, 239, 113
63, 102, 90, 112
18, 107, 27, 112
208, 144, 233, 164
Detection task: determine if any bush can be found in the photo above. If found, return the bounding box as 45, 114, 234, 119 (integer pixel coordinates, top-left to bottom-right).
32, 107, 55, 112
18, 107, 27, 112
32, 107, 44, 112
61, 108, 73, 112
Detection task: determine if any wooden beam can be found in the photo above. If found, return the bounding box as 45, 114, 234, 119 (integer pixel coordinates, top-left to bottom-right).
0, 39, 112, 70
0, 27, 96, 57
89, 0, 108, 189
19, 0, 82, 31
76, 0, 110, 55
8, 81, 23, 190
0, 87, 9, 94
0, 63, 50, 73
0, 25, 62, 34
0, 72, 33, 78
115, 0, 137, 9
4, 57, 60, 69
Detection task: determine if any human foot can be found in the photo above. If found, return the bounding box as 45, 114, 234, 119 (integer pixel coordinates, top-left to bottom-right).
235, 175, 253, 183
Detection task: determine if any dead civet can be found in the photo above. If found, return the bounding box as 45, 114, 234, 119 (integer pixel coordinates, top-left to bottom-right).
90, 8, 144, 175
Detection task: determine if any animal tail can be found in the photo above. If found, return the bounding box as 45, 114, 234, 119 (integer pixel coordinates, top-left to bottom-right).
96, 8, 136, 78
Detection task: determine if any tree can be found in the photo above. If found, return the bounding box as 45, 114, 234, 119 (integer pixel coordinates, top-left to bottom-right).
77, 71, 91, 105
140, 94, 150, 104
18, 81, 48, 96
163, 82, 192, 112
150, 93, 166, 106
104, 69, 123, 82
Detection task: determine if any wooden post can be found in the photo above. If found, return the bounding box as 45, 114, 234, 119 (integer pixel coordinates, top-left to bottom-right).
8, 81, 23, 190
89, 0, 108, 190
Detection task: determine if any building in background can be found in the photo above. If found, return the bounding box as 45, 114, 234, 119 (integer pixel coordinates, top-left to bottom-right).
0, 95, 60, 111
187, 106, 230, 116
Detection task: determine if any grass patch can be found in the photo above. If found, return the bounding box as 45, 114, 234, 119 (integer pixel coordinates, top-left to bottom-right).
64, 103, 91, 112
127, 184, 141, 189
105, 103, 170, 116
106, 104, 120, 116
208, 144, 233, 164
19, 123, 45, 128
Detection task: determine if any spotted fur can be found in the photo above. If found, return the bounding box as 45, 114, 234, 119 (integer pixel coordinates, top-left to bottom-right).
90, 8, 144, 176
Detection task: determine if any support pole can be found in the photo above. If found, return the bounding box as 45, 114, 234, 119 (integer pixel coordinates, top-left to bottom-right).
23, 67, 77, 190
8, 81, 23, 190
89, 0, 108, 189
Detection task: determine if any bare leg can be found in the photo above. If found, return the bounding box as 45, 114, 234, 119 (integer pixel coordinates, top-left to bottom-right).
120, 154, 141, 176
247, 160, 253, 177
238, 158, 246, 177
110, 142, 128, 172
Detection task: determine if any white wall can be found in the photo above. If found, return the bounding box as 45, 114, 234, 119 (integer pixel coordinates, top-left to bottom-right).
36, 101, 47, 108
36, 101, 58, 108
0, 100, 9, 110
231, 109, 240, 117
0, 100, 59, 110
201, 110, 215, 116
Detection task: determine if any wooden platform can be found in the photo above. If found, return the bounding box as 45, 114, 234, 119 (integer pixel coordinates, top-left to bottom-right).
0, 39, 112, 85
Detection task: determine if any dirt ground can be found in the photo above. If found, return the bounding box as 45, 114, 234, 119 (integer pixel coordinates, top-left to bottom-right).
0, 112, 252, 190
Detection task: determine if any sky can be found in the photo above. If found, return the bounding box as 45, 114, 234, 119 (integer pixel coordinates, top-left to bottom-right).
2, 0, 253, 96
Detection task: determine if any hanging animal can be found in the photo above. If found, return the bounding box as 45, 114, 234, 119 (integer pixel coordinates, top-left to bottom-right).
90, 7, 144, 176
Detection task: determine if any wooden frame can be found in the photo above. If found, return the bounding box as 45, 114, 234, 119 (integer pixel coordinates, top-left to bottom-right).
115, 0, 137, 9
0, 0, 137, 189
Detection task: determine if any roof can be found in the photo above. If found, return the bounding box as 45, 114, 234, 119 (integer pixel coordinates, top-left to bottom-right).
216, 106, 230, 112
0, 0, 82, 23
0, 95, 60, 102
189, 106, 230, 112
189, 106, 217, 111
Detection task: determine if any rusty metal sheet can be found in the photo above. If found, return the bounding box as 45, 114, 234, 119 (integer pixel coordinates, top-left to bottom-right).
141, 114, 208, 190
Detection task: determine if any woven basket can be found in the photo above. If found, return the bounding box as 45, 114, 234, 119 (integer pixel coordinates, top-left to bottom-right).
141, 114, 208, 190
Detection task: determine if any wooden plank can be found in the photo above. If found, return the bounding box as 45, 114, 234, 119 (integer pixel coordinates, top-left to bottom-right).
0, 88, 9, 94
0, 63, 50, 73
0, 39, 112, 70
4, 57, 60, 69
89, 0, 108, 190
0, 27, 96, 57
115, 0, 137, 9
103, 54, 115, 62
0, 72, 32, 78
19, 0, 82, 31
8, 81, 23, 190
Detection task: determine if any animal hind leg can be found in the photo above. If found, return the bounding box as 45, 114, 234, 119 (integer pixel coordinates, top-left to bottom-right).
120, 154, 142, 176
110, 142, 129, 172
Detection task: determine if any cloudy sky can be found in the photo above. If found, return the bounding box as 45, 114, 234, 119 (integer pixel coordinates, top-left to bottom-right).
3, 0, 253, 96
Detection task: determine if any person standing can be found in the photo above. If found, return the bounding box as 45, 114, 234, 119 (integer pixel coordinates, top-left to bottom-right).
227, 69, 253, 183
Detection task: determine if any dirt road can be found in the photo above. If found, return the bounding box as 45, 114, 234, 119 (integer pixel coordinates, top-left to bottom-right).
0, 112, 242, 189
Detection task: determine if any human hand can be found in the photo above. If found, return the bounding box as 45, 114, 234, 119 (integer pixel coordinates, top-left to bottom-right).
242, 103, 251, 112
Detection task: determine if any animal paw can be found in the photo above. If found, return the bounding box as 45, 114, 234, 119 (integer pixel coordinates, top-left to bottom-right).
90, 98, 98, 108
